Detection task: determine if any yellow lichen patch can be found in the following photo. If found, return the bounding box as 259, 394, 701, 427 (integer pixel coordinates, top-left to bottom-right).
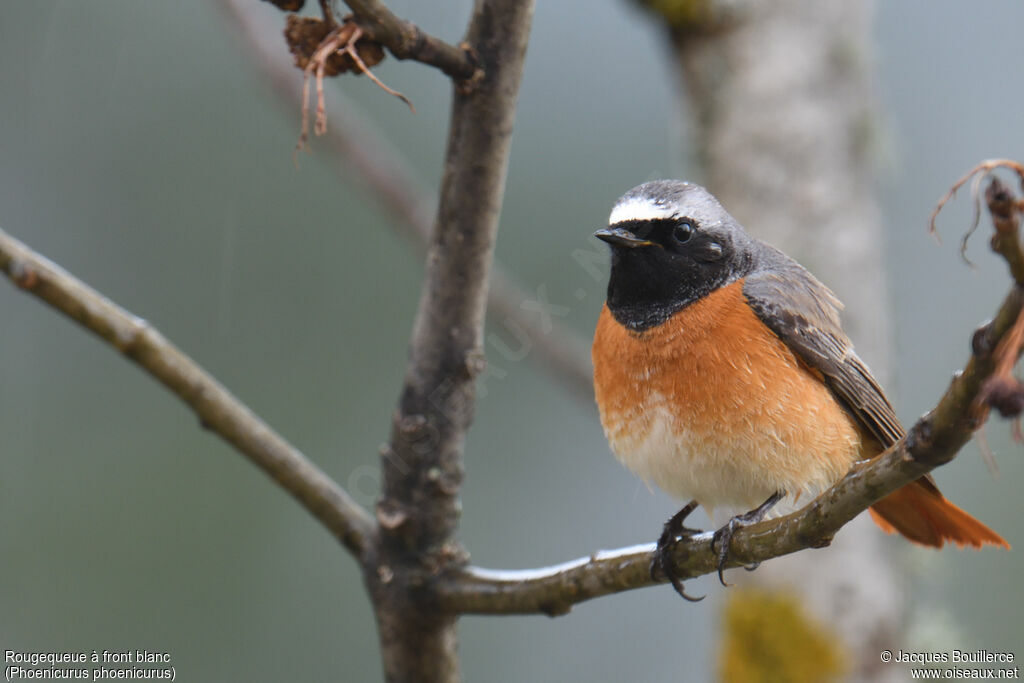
635, 0, 720, 33
718, 587, 847, 683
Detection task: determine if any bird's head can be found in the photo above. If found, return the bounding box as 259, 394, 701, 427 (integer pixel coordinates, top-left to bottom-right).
595, 181, 756, 330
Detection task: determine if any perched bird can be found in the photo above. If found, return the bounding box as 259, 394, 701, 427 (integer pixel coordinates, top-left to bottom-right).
592, 180, 1008, 599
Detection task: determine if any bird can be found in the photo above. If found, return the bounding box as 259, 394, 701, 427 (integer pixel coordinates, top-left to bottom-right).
591, 180, 1008, 600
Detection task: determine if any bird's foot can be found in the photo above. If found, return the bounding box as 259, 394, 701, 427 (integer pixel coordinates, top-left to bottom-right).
710, 491, 784, 587
651, 500, 705, 602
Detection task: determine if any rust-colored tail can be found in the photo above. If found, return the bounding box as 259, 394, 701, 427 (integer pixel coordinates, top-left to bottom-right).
869, 478, 1009, 549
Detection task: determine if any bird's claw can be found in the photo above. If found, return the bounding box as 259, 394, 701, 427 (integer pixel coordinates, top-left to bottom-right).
711, 521, 740, 587
709, 491, 784, 587
651, 500, 705, 602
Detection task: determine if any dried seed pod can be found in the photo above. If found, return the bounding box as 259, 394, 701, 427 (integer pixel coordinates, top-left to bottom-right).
284, 16, 384, 76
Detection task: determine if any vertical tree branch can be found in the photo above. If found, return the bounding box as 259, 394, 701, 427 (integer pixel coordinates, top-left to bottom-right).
364, 1, 534, 680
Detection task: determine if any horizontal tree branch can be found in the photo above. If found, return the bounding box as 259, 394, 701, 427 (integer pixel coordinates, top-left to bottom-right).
337, 0, 480, 83
221, 0, 595, 401
436, 173, 1024, 616
0, 228, 375, 559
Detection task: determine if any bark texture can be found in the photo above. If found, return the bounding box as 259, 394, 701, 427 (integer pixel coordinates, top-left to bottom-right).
364, 1, 535, 681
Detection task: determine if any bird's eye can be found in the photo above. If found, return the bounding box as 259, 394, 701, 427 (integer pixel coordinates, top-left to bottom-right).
671, 221, 694, 245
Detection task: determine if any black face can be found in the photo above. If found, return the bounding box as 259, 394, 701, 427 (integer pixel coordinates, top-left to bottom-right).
596, 216, 749, 331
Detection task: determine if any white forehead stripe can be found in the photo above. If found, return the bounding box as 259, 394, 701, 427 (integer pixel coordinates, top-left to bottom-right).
608, 197, 676, 225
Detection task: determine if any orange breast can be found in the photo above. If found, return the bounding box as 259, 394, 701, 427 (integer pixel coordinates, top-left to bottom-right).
592, 280, 868, 516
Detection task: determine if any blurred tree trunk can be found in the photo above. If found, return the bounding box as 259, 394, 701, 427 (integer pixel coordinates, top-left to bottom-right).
636, 1, 904, 680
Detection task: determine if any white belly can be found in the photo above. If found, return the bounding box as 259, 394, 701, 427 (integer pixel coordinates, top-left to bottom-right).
604, 392, 852, 520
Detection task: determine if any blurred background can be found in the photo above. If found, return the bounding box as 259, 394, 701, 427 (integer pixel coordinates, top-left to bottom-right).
1, 1, 1022, 680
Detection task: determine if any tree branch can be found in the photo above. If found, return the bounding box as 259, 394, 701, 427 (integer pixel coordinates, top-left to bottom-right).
435, 172, 1024, 617
336, 0, 481, 83
0, 228, 374, 559
221, 0, 594, 401
364, 0, 534, 679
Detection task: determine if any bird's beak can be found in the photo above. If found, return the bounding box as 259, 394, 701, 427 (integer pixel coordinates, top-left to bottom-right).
594, 226, 655, 248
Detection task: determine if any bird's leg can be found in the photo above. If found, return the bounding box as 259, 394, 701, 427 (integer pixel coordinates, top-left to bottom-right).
651, 500, 704, 602
710, 491, 784, 587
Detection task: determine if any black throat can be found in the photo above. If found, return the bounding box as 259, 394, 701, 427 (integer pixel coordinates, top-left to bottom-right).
605, 247, 750, 332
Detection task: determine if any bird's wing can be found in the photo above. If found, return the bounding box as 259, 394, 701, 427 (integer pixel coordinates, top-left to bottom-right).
742, 264, 905, 449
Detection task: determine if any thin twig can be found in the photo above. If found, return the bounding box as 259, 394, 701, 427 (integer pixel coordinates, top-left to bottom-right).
342, 25, 414, 112
929, 158, 1024, 243
958, 169, 990, 267
338, 0, 481, 84
313, 29, 346, 134
973, 426, 1000, 478
0, 228, 375, 559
